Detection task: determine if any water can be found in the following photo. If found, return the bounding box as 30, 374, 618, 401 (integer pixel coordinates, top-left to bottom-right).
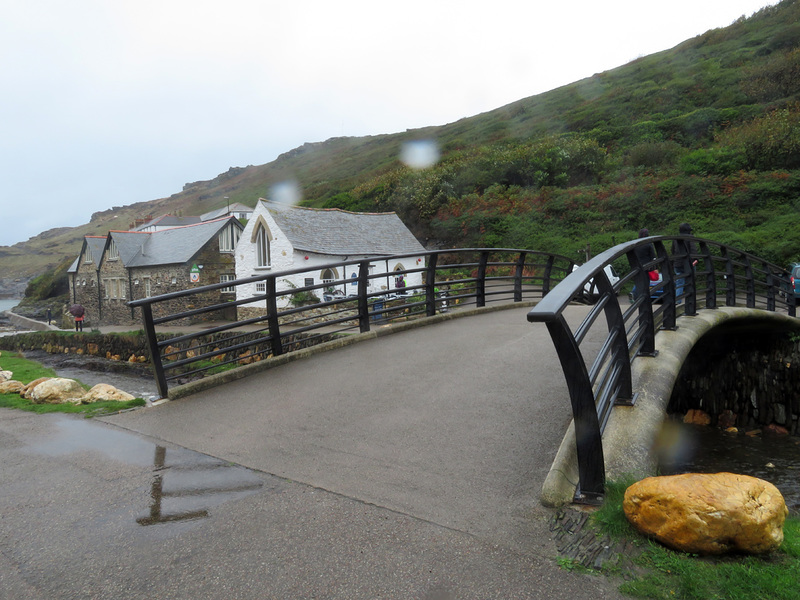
0, 298, 20, 312
658, 418, 800, 514
29, 415, 267, 527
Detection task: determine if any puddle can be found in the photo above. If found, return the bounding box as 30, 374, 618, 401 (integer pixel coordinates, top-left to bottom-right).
658, 419, 800, 514
29, 416, 265, 526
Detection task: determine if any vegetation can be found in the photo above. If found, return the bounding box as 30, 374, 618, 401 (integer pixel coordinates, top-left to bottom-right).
0, 352, 146, 416
584, 479, 800, 599
4, 1, 800, 286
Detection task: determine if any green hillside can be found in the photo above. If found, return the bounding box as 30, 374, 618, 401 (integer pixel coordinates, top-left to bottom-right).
2, 0, 799, 289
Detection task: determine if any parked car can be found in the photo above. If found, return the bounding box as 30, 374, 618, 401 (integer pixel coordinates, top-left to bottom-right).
573, 264, 621, 304
790, 263, 800, 306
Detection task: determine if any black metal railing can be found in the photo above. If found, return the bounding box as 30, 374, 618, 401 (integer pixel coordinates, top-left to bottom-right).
130, 248, 575, 398
526, 236, 795, 504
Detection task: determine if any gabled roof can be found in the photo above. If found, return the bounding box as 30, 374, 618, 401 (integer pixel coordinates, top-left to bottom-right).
106, 216, 242, 268
68, 236, 107, 273
132, 214, 201, 231
260, 200, 425, 256
201, 203, 253, 222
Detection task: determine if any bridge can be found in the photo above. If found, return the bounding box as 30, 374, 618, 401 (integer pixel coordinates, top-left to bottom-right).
124, 239, 798, 509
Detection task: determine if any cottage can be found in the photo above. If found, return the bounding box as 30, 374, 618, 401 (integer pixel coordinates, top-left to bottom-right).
235, 199, 426, 315
68, 216, 244, 326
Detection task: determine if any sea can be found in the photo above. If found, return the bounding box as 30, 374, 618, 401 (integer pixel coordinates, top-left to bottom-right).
0, 299, 20, 313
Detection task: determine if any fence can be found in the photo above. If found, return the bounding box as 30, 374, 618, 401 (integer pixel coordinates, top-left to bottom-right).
130, 248, 575, 398
526, 236, 795, 504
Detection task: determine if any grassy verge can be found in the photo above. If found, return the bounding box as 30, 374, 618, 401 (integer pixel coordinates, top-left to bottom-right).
0, 352, 146, 416
587, 479, 800, 599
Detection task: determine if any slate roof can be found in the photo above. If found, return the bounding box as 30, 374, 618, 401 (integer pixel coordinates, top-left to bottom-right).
201, 203, 254, 221
262, 200, 425, 256
68, 236, 108, 273
132, 215, 201, 231
107, 216, 242, 268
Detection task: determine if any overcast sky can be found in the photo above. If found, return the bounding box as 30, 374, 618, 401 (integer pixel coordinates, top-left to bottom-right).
0, 0, 778, 247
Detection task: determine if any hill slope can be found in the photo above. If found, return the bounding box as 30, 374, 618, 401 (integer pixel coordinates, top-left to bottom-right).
2, 0, 799, 291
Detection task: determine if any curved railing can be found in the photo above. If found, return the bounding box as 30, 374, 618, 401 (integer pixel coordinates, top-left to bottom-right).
130, 248, 575, 398
526, 236, 795, 504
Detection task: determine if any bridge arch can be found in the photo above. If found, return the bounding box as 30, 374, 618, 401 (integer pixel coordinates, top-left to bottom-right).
542, 306, 800, 506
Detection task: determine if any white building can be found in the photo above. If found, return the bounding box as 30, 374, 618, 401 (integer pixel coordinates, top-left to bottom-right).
235, 199, 426, 311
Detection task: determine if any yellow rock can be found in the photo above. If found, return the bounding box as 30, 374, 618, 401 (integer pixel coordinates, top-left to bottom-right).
0, 380, 24, 394
30, 378, 86, 404
80, 384, 135, 403
624, 473, 787, 555
20, 377, 52, 399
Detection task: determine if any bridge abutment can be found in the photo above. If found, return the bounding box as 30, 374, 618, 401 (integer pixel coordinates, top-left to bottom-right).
541, 306, 800, 507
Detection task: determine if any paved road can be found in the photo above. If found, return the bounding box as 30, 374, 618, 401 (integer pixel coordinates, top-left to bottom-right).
1, 305, 626, 599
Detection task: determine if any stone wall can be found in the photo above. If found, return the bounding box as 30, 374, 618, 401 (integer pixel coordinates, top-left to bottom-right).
667, 326, 800, 434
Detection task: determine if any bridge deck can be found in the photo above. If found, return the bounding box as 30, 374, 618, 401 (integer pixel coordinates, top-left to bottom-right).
103, 304, 597, 554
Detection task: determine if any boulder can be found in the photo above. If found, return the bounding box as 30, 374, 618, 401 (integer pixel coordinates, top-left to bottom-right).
80, 384, 135, 403
0, 370, 12, 382
20, 377, 52, 399
29, 378, 86, 404
0, 380, 25, 394
624, 473, 787, 555
683, 409, 711, 426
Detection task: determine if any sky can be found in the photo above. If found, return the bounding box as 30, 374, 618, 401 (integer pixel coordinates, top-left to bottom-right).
0, 0, 780, 247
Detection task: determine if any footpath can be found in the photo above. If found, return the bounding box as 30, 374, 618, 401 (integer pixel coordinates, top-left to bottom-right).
0, 305, 630, 599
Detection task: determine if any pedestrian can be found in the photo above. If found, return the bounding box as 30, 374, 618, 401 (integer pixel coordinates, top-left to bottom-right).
672, 223, 698, 302
631, 228, 656, 301
46, 307, 52, 325
69, 304, 85, 332
75, 313, 84, 332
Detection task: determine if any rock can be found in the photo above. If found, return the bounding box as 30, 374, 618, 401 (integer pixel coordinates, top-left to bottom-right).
29, 378, 86, 404
683, 409, 711, 426
0, 380, 25, 394
0, 370, 12, 382
717, 409, 737, 429
623, 473, 787, 555
764, 423, 789, 436
80, 384, 135, 403
20, 377, 52, 399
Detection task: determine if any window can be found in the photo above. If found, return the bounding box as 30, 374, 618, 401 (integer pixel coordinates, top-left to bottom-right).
304, 277, 314, 288
103, 277, 126, 299
219, 224, 241, 252
255, 223, 270, 267
255, 282, 266, 294
143, 277, 151, 298
107, 240, 119, 260
321, 268, 336, 284
220, 274, 235, 293
83, 252, 92, 264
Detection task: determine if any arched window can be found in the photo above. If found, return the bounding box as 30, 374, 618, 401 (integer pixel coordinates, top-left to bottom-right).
255, 222, 271, 268
321, 268, 337, 284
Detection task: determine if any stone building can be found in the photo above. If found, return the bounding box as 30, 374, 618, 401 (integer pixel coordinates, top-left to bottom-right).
234, 199, 427, 316
68, 216, 244, 327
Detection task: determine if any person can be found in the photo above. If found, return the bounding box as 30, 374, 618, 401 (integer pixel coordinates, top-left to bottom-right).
631, 228, 656, 301
75, 313, 84, 332
46, 307, 52, 325
672, 223, 698, 302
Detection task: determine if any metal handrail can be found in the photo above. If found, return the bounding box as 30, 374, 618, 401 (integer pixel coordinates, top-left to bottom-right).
130, 248, 575, 398
526, 236, 795, 504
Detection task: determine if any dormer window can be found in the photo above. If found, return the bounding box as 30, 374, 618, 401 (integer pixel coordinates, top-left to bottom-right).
107, 240, 119, 260
219, 223, 241, 252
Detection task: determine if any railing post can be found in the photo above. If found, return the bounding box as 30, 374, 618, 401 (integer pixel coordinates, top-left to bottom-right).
542, 255, 556, 296
140, 303, 169, 398
358, 261, 371, 333
514, 252, 526, 302
723, 247, 736, 306
765, 261, 776, 312
626, 247, 656, 357
423, 252, 439, 316
744, 254, 756, 308
596, 269, 635, 404
266, 277, 283, 357
545, 314, 605, 504
477, 251, 489, 308
657, 242, 677, 330
700, 242, 717, 310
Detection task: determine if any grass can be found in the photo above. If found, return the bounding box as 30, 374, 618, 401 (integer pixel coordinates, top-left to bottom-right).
0, 351, 146, 416
585, 479, 800, 599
